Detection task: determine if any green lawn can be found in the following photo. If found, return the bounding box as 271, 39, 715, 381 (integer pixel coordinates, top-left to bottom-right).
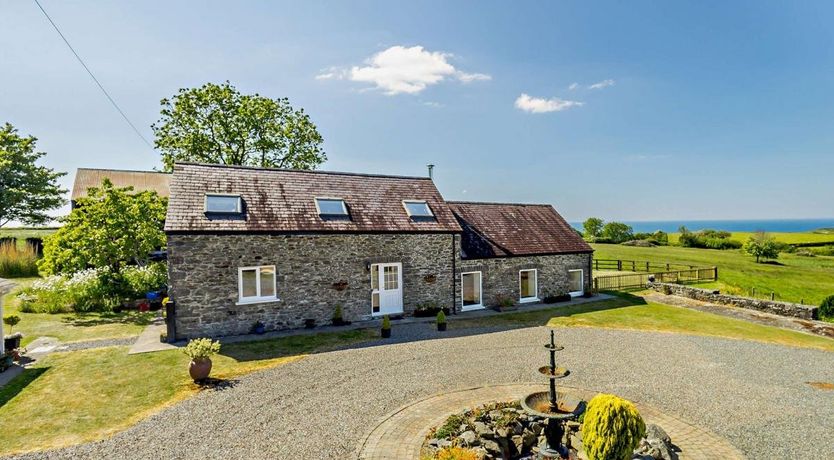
3, 279, 155, 347
592, 243, 834, 305
0, 328, 377, 456
667, 230, 834, 246
453, 294, 834, 352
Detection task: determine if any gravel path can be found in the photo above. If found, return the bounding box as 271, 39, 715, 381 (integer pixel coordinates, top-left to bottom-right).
10, 324, 834, 459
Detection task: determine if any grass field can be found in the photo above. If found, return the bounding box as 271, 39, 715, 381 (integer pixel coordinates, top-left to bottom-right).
0, 228, 57, 249
592, 243, 834, 305
453, 294, 834, 352
667, 230, 834, 246
0, 329, 377, 456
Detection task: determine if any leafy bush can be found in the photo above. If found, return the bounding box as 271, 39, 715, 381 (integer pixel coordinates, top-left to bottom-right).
820, 295, 834, 321
182, 338, 221, 361
582, 394, 646, 460
678, 227, 741, 250
122, 263, 167, 297
0, 242, 38, 278
381, 315, 391, 330
600, 222, 634, 244
436, 310, 446, 324
3, 315, 21, 334
795, 249, 816, 257
434, 446, 478, 460
494, 293, 516, 309
632, 231, 668, 245
332, 304, 343, 322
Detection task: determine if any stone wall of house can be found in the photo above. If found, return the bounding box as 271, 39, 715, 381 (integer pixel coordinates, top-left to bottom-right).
647, 282, 819, 320
168, 233, 456, 339
455, 249, 593, 309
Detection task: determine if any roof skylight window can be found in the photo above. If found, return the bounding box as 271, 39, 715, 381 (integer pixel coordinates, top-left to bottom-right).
315, 198, 349, 216
205, 194, 242, 213
403, 200, 434, 218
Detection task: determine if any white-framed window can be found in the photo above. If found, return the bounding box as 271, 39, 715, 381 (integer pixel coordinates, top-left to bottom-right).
519, 269, 538, 302
403, 200, 434, 218
568, 269, 584, 297
461, 271, 483, 311
205, 194, 242, 213
315, 197, 349, 216
238, 265, 277, 304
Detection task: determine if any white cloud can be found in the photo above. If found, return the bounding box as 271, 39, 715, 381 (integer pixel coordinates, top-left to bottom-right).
317, 45, 489, 95
514, 93, 584, 113
568, 82, 579, 91
588, 79, 615, 90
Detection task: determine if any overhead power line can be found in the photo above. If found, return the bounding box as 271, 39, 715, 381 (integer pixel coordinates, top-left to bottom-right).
33, 0, 155, 151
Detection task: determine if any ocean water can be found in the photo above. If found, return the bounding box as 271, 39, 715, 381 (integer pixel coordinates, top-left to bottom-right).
569, 218, 834, 234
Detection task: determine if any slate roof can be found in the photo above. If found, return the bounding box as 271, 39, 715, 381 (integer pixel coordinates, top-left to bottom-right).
165, 163, 462, 233
448, 201, 593, 259
72, 168, 171, 201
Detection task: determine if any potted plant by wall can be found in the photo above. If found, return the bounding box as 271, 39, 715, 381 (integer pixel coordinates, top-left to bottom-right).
183, 338, 221, 382
436, 311, 447, 331
251, 321, 266, 335
381, 315, 392, 338
331, 305, 351, 326
3, 315, 22, 351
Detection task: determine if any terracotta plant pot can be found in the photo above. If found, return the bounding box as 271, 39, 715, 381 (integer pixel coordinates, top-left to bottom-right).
189, 358, 213, 381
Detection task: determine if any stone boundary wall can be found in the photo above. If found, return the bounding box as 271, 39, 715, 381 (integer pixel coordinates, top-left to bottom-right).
647, 282, 819, 320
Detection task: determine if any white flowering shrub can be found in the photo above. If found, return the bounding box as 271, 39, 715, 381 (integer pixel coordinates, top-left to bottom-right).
18, 267, 116, 313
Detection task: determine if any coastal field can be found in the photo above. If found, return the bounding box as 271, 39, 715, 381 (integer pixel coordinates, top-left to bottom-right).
592, 243, 834, 306
667, 230, 834, 246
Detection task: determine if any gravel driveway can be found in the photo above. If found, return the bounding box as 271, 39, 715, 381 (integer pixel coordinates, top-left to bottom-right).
11, 324, 834, 459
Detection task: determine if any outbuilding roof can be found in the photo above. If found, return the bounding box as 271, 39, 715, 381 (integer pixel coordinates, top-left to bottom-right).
448, 201, 593, 258
71, 168, 171, 201
165, 163, 462, 233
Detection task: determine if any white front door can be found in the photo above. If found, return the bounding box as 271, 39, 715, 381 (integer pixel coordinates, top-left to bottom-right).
371, 263, 403, 315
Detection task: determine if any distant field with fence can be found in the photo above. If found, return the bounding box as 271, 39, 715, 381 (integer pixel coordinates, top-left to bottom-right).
592, 243, 834, 306
592, 258, 718, 291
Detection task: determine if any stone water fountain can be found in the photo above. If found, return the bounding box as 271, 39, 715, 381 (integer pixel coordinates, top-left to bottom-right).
520, 330, 586, 459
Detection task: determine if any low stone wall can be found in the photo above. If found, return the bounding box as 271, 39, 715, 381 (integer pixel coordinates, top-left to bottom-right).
647, 282, 819, 320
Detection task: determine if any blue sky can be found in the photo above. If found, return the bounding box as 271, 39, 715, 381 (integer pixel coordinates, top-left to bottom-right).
2, 1, 833, 222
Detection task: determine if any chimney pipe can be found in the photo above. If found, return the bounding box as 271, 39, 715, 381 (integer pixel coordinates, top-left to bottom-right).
427, 164, 435, 179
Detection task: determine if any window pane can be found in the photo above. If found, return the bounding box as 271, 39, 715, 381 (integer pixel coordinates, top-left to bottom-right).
371, 265, 379, 290
463, 273, 481, 306
372, 293, 380, 313
384, 266, 398, 290
260, 266, 275, 297
206, 195, 240, 213
404, 201, 433, 217
241, 269, 257, 298
569, 270, 583, 292
316, 198, 347, 215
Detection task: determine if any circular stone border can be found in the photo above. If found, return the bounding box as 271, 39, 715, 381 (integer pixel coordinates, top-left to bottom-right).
356, 383, 745, 460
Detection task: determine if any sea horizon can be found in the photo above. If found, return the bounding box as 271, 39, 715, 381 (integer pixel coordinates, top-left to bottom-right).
568, 218, 834, 234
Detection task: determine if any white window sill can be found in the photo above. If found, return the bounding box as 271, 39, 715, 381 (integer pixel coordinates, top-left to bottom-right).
519, 297, 539, 304
236, 297, 280, 306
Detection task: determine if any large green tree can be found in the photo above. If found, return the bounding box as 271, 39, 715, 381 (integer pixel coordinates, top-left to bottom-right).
0, 123, 66, 227
743, 231, 780, 263
152, 81, 326, 171
600, 222, 634, 243
40, 179, 167, 275
583, 217, 604, 240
